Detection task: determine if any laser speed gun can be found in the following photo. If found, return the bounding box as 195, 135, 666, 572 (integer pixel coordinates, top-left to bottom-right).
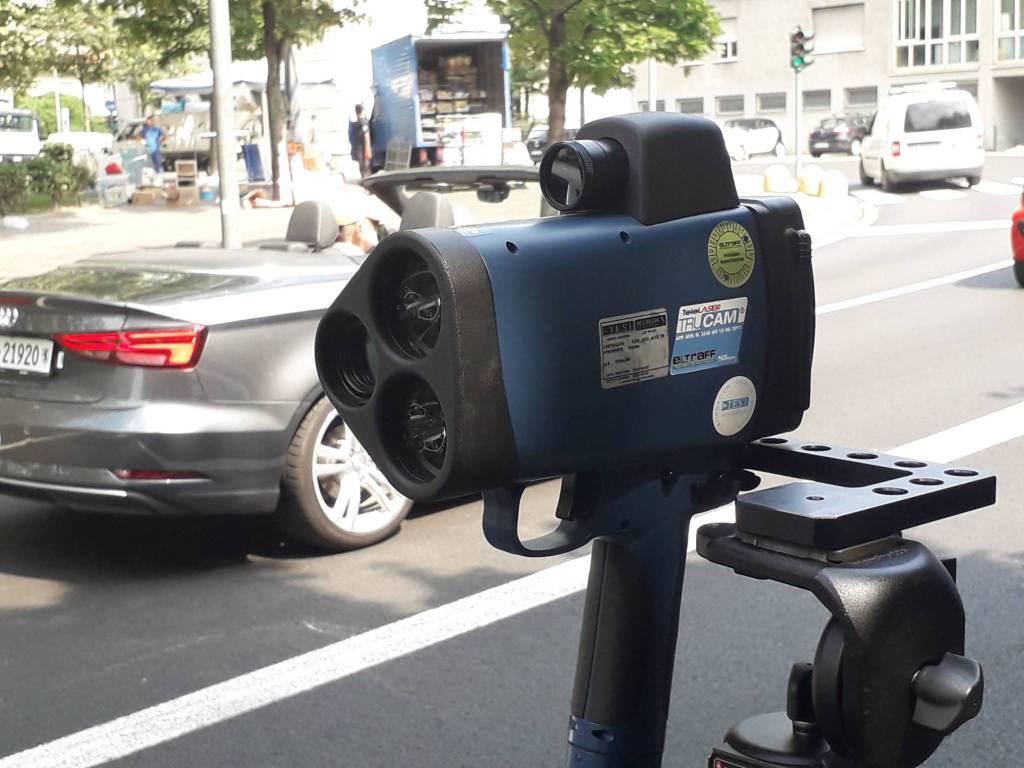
315, 113, 815, 502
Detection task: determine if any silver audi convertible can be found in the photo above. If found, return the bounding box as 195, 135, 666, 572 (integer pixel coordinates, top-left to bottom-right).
0, 166, 540, 551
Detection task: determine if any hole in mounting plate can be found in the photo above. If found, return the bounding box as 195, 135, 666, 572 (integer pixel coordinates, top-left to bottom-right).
874, 487, 908, 496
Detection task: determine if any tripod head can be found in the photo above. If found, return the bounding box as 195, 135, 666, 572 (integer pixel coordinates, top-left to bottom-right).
699, 439, 992, 768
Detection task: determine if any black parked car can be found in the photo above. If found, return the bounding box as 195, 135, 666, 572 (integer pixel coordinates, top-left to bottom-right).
526, 125, 578, 163
809, 115, 869, 157
0, 166, 541, 552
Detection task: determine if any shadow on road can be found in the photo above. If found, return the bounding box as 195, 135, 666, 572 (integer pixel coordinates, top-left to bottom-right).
955, 266, 1017, 291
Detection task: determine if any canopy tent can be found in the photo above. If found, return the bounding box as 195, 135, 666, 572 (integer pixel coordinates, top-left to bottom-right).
150, 60, 336, 95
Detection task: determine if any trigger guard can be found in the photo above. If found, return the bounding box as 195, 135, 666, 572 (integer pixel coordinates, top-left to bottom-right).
483, 480, 595, 557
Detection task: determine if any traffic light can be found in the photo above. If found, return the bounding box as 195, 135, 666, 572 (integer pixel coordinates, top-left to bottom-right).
790, 26, 815, 70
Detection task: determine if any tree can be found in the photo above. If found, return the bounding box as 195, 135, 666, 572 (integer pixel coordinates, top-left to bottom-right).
427, 0, 720, 141
0, 0, 52, 95
115, 0, 362, 198
46, 1, 122, 131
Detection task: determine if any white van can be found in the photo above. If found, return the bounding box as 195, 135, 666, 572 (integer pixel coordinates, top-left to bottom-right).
0, 109, 43, 163
859, 88, 984, 191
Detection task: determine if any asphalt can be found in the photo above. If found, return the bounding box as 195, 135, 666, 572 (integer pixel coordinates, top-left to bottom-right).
0, 154, 1022, 767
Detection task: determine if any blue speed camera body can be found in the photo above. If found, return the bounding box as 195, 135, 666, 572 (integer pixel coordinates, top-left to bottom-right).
474, 207, 767, 478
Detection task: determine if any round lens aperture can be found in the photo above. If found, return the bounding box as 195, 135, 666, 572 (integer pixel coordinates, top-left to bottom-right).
384, 252, 441, 358
393, 379, 447, 480
324, 313, 376, 407
539, 139, 628, 213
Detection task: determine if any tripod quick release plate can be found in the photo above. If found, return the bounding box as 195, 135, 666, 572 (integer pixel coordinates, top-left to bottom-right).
732, 437, 995, 551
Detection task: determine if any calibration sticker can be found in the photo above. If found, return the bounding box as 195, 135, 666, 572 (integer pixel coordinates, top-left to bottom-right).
712, 376, 757, 436
671, 297, 747, 376
599, 308, 669, 390
707, 220, 756, 288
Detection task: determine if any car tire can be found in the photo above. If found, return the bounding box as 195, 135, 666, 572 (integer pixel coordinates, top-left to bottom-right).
966, 175, 981, 187
858, 159, 875, 186
849, 139, 862, 156
773, 141, 786, 158
880, 163, 898, 193
277, 397, 413, 551
1014, 261, 1024, 288
811, 151, 822, 158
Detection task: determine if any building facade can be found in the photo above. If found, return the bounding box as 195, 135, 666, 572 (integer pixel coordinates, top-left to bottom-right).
634, 0, 1024, 150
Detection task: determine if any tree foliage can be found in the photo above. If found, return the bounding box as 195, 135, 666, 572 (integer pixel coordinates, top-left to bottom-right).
427, 0, 720, 140
0, 0, 52, 94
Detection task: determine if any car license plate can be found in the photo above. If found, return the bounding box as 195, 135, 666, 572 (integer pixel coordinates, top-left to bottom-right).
814, 142, 829, 149
0, 336, 54, 375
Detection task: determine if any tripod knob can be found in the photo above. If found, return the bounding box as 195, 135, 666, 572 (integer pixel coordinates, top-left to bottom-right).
911, 653, 984, 735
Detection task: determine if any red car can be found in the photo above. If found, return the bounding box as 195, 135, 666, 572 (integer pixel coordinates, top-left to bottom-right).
1014, 187, 1024, 287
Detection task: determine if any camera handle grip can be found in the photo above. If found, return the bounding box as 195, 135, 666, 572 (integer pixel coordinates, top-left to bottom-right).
482, 476, 597, 557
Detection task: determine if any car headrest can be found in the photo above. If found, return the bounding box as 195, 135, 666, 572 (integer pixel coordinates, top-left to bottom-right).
400, 191, 456, 230
285, 200, 338, 251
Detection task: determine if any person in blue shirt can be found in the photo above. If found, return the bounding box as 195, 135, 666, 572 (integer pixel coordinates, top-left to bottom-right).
140, 116, 165, 172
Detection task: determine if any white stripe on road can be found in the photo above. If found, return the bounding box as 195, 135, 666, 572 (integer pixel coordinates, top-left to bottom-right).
1011, 177, 1024, 187
0, 557, 594, 768
7, 397, 1024, 768
846, 219, 1009, 237
4, 255, 1024, 768
816, 260, 1012, 315
890, 399, 1024, 462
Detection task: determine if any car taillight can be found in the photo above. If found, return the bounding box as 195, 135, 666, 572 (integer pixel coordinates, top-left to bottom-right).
54, 325, 207, 368
891, 141, 901, 157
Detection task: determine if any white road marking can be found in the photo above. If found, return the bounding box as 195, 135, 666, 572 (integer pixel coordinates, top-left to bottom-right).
5, 256, 1024, 767
845, 219, 1009, 237
918, 189, 967, 201
816, 260, 1012, 315
1011, 176, 1024, 187
7, 396, 1024, 768
972, 180, 1023, 196
852, 188, 905, 206
889, 399, 1024, 462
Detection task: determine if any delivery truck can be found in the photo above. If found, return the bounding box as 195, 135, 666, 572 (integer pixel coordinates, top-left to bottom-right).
370, 30, 512, 169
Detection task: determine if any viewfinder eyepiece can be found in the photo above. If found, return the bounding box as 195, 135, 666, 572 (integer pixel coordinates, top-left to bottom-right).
539, 139, 628, 213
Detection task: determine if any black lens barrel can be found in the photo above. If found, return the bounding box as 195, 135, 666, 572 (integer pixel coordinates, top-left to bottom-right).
539, 139, 628, 213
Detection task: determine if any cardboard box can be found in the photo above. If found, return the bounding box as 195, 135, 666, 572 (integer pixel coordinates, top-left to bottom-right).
130, 188, 166, 205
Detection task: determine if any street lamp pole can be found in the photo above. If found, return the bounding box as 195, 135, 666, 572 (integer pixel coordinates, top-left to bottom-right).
209, 0, 241, 249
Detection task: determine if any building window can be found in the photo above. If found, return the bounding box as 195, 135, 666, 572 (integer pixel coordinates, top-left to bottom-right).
845, 86, 878, 110
676, 97, 704, 114
812, 3, 866, 53
637, 100, 649, 111
895, 0, 980, 68
656, 100, 666, 112
757, 92, 787, 112
716, 95, 744, 115
715, 17, 738, 61
803, 89, 832, 110
997, 0, 1024, 60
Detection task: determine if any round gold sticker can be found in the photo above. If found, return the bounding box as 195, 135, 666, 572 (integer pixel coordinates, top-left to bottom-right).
707, 221, 756, 288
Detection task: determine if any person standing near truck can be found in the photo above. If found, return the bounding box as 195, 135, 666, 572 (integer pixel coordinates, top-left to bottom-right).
140, 116, 165, 172
349, 104, 371, 177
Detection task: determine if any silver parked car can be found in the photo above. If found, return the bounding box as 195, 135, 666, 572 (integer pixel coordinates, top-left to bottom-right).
0, 166, 540, 551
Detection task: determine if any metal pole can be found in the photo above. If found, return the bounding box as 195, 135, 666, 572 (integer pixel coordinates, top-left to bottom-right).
794, 68, 802, 178
647, 58, 657, 111
579, 84, 586, 125
208, 0, 241, 249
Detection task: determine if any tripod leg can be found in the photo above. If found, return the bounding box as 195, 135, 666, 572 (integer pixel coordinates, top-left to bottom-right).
567, 509, 692, 768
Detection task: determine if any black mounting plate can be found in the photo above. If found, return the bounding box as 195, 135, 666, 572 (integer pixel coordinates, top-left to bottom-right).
735, 438, 996, 551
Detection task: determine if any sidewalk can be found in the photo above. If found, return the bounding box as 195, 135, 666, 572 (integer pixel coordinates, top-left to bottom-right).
734, 172, 865, 248
0, 204, 294, 279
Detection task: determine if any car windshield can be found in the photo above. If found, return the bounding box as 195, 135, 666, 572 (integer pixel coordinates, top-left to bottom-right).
904, 100, 973, 132
0, 113, 35, 132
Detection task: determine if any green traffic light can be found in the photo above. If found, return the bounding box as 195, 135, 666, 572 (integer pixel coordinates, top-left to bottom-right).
792, 56, 803, 68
